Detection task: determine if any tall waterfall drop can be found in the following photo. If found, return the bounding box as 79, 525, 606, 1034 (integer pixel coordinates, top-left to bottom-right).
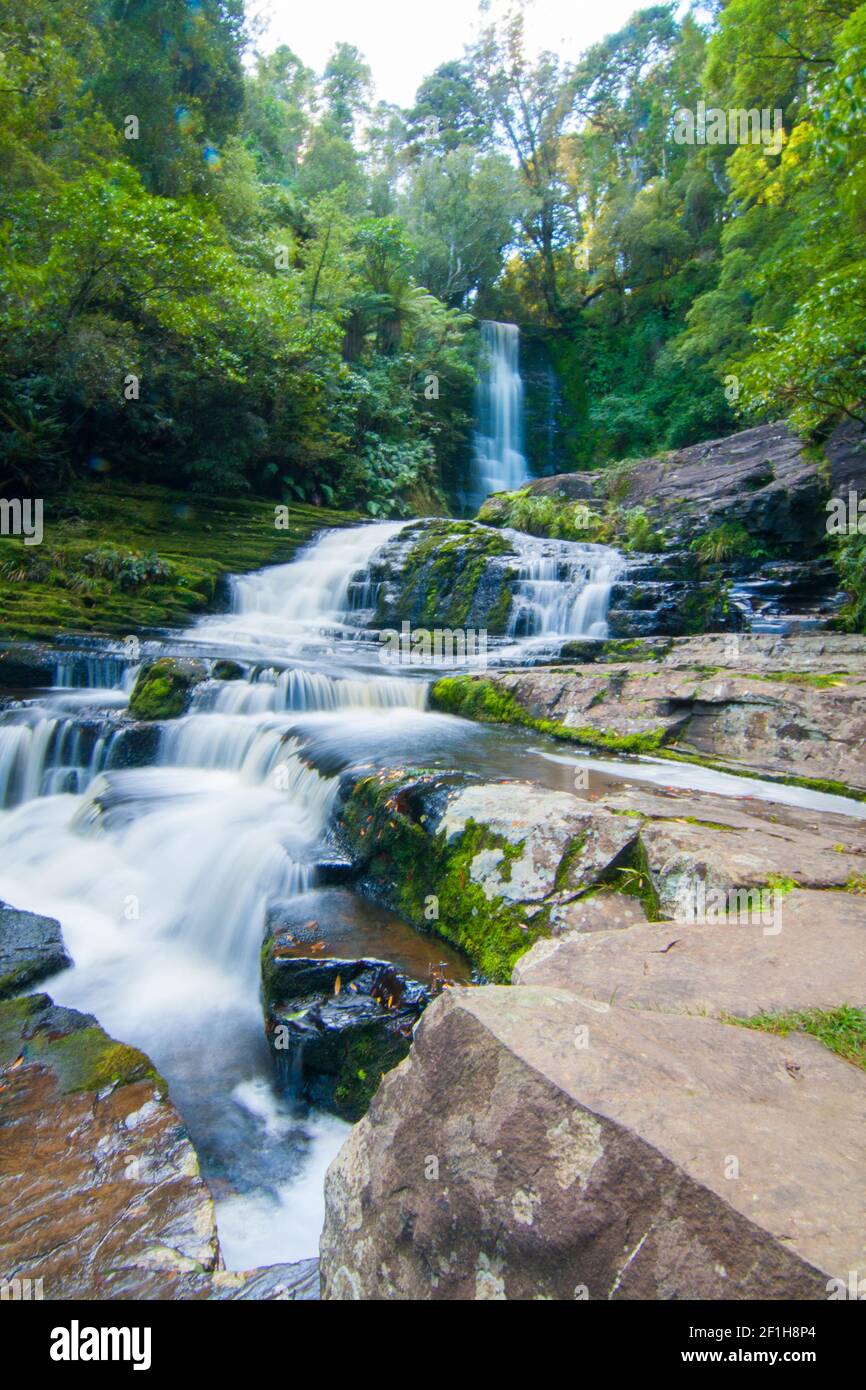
465, 320, 530, 511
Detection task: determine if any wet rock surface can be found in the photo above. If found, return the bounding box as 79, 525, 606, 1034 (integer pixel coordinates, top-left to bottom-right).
0, 903, 72, 999
262, 889, 470, 1120
474, 421, 866, 637
0, 992, 219, 1298
0, 990, 324, 1299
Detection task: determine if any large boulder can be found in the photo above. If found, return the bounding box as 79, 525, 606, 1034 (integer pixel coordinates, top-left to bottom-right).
320, 984, 866, 1300
0, 903, 72, 999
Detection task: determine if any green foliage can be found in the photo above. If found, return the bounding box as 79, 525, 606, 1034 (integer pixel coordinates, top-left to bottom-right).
690, 522, 765, 565
0, 1, 477, 513
835, 530, 866, 633
1, 0, 862, 513
0, 477, 357, 639
730, 1005, 866, 1073
621, 507, 666, 554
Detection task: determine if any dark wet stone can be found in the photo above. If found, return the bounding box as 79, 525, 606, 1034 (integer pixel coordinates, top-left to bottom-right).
0, 905, 72, 999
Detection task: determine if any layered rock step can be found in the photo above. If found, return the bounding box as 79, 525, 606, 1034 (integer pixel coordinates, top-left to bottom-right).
320, 982, 866, 1301
429, 631, 866, 796
514, 888, 866, 1015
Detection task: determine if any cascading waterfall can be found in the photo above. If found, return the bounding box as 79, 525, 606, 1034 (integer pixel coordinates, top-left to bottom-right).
1, 517, 864, 1273
506, 533, 624, 642
196, 519, 409, 655
0, 520, 432, 1268
465, 320, 530, 511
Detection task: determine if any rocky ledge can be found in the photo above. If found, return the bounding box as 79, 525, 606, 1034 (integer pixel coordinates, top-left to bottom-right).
323, 692, 866, 1298
430, 632, 866, 798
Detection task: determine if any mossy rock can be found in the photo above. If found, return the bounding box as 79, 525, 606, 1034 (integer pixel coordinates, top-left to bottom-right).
212, 659, 244, 681
128, 657, 206, 720
0, 993, 165, 1096
376, 520, 515, 634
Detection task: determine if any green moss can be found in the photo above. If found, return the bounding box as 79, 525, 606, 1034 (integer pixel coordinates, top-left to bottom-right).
743, 670, 850, 690
432, 675, 866, 805
0, 479, 359, 641
599, 834, 660, 919
331, 1028, 412, 1120
342, 772, 547, 981
384, 521, 512, 632
726, 1005, 866, 1073
0, 996, 165, 1095
553, 832, 588, 891
128, 658, 196, 720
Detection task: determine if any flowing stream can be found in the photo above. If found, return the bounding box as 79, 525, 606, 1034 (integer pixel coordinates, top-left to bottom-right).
1, 520, 863, 1271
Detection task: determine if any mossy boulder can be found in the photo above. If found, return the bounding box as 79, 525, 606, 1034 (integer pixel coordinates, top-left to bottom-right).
128, 657, 206, 721
373, 520, 516, 635
337, 769, 639, 982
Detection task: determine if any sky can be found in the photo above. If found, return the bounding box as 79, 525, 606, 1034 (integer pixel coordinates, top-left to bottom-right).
248, 0, 648, 108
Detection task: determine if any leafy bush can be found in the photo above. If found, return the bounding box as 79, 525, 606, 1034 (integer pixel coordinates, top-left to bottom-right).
690, 522, 764, 565
621, 507, 665, 554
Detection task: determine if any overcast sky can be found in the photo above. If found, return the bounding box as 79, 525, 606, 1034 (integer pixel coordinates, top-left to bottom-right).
248, 0, 648, 108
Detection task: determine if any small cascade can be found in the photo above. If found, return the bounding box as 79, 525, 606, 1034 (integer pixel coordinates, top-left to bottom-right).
202, 520, 408, 653
466, 321, 530, 511
192, 666, 427, 717
506, 535, 623, 641
0, 709, 131, 808
54, 652, 131, 690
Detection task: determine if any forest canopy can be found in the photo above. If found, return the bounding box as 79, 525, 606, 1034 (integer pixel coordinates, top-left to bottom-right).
0, 0, 864, 514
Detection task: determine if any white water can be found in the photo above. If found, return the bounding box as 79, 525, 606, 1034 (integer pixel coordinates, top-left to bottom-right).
0, 522, 423, 1270
505, 532, 623, 643
193, 520, 409, 658
465, 321, 530, 510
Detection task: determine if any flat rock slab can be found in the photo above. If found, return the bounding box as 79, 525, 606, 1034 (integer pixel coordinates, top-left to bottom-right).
0, 903, 72, 999
514, 888, 866, 1018
321, 986, 866, 1300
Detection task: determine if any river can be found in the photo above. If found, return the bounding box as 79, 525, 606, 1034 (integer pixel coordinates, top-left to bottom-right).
0, 520, 862, 1271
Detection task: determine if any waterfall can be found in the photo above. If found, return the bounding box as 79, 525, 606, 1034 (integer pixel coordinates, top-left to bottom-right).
506, 535, 623, 641
466, 321, 530, 511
